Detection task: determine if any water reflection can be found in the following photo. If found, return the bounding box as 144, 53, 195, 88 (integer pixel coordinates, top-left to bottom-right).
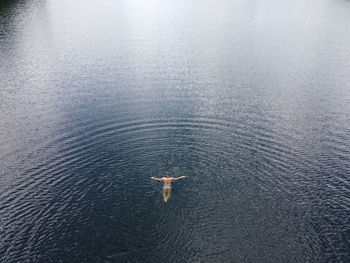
1, 0, 350, 262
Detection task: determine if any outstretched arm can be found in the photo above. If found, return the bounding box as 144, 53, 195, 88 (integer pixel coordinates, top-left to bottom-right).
172, 176, 186, 181
151, 177, 162, 181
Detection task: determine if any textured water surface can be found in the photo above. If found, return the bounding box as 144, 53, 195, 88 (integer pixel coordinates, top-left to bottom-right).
1, 0, 350, 262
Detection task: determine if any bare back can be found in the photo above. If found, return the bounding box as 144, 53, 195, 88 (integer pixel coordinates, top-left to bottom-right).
162, 177, 173, 185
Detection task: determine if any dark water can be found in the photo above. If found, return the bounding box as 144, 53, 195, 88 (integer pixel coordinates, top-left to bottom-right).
1, 0, 350, 262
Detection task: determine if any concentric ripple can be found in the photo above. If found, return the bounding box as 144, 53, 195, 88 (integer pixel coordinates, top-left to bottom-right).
1, 109, 350, 261
1, 0, 350, 262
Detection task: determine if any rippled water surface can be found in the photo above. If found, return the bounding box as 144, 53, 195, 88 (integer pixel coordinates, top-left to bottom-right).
1, 0, 350, 262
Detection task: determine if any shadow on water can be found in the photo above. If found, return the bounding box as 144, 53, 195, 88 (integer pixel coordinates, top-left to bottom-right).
0, 0, 23, 12
0, 0, 31, 38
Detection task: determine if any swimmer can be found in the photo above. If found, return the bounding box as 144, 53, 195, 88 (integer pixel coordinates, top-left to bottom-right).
151, 173, 186, 202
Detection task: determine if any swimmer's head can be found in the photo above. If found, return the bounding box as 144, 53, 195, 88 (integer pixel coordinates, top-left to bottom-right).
165, 173, 170, 178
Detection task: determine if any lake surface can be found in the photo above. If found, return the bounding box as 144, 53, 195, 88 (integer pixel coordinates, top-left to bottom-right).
1, 0, 350, 262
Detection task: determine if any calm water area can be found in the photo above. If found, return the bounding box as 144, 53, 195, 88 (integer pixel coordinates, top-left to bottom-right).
1, 0, 350, 262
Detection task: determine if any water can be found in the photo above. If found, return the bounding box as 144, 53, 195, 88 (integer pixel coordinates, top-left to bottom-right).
1, 0, 350, 262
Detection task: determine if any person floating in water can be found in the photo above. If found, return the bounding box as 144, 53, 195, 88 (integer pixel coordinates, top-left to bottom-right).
151, 173, 186, 202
